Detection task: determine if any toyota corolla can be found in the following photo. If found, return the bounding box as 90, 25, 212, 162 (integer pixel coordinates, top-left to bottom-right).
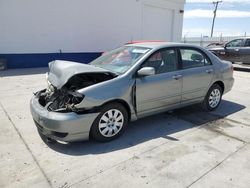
30, 42, 234, 142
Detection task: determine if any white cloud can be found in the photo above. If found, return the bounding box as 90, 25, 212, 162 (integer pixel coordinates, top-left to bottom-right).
187, 0, 250, 3
185, 9, 250, 18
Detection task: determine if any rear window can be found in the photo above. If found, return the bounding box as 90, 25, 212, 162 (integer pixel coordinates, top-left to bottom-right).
245, 39, 250, 47
180, 49, 211, 69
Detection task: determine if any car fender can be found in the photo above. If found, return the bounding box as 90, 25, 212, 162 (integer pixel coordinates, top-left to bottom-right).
75, 76, 137, 119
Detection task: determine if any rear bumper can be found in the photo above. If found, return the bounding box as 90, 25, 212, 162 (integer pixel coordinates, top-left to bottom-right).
224, 77, 234, 94
30, 96, 99, 142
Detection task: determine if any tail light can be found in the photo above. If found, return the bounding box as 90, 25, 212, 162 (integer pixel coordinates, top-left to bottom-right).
230, 64, 234, 77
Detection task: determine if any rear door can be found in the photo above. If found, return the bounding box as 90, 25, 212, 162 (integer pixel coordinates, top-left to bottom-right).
179, 48, 214, 104
225, 39, 244, 62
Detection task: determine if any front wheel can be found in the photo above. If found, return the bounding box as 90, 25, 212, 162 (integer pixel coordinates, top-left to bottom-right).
202, 84, 222, 111
90, 103, 128, 142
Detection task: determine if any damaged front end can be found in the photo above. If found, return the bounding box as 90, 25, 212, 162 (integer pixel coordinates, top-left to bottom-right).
35, 73, 116, 113
36, 87, 84, 113
34, 60, 117, 113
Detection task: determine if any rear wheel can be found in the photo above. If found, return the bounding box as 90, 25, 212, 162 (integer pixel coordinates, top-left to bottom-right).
202, 84, 222, 111
90, 103, 128, 142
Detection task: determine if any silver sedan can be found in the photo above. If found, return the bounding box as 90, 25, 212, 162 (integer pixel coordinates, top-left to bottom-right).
30, 42, 234, 142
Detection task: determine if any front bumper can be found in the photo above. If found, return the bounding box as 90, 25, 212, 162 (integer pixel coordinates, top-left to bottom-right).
30, 96, 99, 142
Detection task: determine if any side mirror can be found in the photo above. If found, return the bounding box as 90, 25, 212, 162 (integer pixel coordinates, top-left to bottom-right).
137, 67, 155, 77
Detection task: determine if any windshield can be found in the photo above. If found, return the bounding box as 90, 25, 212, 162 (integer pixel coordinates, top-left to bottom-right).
90, 46, 151, 74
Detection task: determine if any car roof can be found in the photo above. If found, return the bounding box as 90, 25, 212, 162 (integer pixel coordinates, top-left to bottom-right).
228, 37, 250, 40
125, 42, 203, 50
125, 40, 166, 44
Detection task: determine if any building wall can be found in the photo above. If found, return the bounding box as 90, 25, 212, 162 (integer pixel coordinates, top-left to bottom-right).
0, 0, 185, 68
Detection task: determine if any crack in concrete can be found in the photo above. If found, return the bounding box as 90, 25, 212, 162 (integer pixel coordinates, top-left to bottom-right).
187, 143, 248, 188
224, 117, 250, 127
203, 124, 248, 144
0, 102, 53, 188
179, 112, 249, 143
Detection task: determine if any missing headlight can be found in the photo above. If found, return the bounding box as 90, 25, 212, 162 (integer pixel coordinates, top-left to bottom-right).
36, 88, 84, 112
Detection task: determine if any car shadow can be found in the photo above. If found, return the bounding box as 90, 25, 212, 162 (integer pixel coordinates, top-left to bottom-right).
0, 67, 48, 77
44, 100, 245, 155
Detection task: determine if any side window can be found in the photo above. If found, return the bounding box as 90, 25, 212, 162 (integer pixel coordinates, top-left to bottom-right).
180, 49, 211, 69
142, 49, 178, 74
226, 39, 244, 47
245, 39, 250, 47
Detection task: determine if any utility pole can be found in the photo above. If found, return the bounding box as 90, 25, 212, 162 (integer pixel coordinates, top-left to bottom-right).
211, 1, 222, 37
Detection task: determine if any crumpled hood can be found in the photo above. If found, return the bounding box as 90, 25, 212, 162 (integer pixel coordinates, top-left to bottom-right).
48, 60, 111, 89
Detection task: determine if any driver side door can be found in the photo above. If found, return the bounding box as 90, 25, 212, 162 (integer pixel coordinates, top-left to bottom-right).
225, 39, 244, 62
136, 48, 182, 117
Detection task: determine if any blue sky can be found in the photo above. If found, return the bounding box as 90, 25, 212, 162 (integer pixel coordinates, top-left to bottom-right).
183, 0, 250, 37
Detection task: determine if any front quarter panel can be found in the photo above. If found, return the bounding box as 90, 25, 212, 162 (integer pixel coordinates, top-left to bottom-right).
75, 76, 136, 117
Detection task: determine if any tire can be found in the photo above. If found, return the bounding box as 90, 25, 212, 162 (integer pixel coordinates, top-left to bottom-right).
90, 103, 128, 142
202, 84, 222, 111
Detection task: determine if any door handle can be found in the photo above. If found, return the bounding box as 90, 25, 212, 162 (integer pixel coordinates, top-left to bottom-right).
172, 74, 182, 80
235, 49, 239, 52
206, 69, 214, 74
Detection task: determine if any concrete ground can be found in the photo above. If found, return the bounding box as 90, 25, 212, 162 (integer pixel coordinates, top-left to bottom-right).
0, 69, 250, 188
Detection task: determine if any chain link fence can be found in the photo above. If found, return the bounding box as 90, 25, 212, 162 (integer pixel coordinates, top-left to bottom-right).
182, 35, 250, 47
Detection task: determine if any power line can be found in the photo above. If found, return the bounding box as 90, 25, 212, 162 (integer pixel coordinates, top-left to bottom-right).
211, 1, 223, 37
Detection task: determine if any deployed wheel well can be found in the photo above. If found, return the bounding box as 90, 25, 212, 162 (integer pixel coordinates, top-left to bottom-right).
213, 81, 224, 94
102, 100, 131, 121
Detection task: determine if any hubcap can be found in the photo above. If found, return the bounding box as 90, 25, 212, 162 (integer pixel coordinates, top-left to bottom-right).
98, 109, 124, 137
208, 88, 221, 108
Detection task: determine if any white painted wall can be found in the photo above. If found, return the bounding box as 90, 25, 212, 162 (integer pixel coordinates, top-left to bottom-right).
0, 0, 185, 54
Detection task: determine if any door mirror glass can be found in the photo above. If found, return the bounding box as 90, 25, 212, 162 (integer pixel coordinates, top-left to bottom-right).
137, 67, 155, 77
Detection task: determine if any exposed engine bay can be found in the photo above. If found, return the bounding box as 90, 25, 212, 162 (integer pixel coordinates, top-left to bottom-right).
36, 73, 116, 113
